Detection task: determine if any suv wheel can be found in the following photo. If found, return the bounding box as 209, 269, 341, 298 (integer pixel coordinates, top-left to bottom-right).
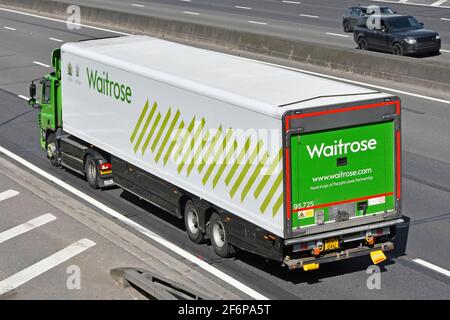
357, 37, 368, 50
392, 43, 404, 56
343, 21, 351, 33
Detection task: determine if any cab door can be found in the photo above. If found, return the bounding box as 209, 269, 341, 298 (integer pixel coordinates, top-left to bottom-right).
39, 78, 56, 132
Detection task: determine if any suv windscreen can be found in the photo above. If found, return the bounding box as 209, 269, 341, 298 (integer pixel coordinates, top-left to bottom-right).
365, 7, 394, 15
386, 16, 422, 32
380, 8, 394, 14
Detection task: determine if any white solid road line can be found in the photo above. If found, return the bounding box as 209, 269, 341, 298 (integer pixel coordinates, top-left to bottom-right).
0, 190, 19, 202
0, 238, 95, 296
0, 146, 268, 300
49, 37, 63, 42
413, 259, 450, 277
282, 1, 301, 4
326, 32, 350, 38
18, 95, 29, 101
183, 11, 200, 15
441, 49, 450, 53
33, 61, 51, 68
441, 18, 450, 21
3, 26, 16, 31
0, 213, 56, 244
234, 6, 252, 10
131, 3, 145, 7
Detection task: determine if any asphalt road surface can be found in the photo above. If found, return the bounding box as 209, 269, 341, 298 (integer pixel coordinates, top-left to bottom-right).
0, 5, 449, 299
40, 0, 450, 62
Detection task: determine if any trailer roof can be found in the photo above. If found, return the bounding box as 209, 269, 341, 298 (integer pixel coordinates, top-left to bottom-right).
62, 36, 389, 118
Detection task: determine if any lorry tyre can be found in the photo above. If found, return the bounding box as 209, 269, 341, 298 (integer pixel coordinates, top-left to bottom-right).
209, 213, 235, 258
184, 200, 204, 243
84, 155, 99, 189
46, 133, 60, 167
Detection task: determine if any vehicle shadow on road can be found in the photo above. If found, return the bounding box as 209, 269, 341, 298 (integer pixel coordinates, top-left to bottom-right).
115, 188, 408, 285
119, 189, 185, 229
231, 250, 397, 285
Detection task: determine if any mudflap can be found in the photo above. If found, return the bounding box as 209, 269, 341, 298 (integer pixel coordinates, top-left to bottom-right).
391, 215, 410, 258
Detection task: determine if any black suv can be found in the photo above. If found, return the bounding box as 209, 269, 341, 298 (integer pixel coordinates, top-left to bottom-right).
353, 15, 441, 56
343, 5, 395, 32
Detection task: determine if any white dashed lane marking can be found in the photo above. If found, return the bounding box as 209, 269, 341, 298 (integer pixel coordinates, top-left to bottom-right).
0, 190, 19, 202
326, 32, 350, 38
33, 61, 51, 68
0, 238, 96, 296
0, 213, 56, 245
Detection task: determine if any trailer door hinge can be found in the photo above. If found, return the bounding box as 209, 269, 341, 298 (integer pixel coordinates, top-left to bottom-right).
285, 128, 304, 147
382, 113, 400, 130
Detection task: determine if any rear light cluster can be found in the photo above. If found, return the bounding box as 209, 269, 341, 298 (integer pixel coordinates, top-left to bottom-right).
99, 162, 112, 175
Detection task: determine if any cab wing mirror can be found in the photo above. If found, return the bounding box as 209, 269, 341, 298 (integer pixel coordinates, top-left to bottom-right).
29, 82, 36, 98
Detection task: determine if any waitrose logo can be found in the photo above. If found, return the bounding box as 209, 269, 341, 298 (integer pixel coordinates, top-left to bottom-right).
86, 68, 132, 104
306, 138, 377, 159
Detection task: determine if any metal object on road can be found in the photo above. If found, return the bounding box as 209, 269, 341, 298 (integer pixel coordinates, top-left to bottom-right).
111, 267, 213, 300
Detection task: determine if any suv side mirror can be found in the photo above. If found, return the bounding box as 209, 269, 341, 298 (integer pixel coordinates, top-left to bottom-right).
29, 82, 36, 98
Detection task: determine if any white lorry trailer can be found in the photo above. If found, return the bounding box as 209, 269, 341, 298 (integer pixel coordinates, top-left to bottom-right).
28, 35, 407, 270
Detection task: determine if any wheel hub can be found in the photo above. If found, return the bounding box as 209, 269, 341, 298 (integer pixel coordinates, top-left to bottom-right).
213, 221, 226, 248
187, 209, 199, 235
47, 142, 56, 158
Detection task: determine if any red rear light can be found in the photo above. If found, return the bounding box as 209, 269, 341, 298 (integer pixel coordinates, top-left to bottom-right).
99, 163, 112, 171
99, 162, 112, 175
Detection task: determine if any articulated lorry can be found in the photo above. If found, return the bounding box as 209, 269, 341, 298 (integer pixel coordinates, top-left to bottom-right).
28, 35, 407, 270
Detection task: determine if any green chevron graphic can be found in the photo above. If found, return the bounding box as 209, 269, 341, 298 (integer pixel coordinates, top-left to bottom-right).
130, 100, 283, 217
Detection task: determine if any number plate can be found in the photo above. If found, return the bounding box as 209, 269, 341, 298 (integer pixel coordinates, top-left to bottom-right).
324, 237, 339, 251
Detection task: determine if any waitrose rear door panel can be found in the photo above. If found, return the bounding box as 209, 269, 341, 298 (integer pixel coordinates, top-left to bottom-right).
283, 98, 401, 238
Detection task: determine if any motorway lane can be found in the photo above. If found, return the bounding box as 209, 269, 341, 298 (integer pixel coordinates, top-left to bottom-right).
0, 10, 114, 95
11, 0, 449, 61
0, 8, 449, 299
59, 0, 450, 58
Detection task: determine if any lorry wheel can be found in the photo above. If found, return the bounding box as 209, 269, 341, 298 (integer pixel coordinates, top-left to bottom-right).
209, 213, 235, 258
343, 21, 351, 33
84, 155, 99, 189
184, 200, 204, 243
46, 134, 60, 167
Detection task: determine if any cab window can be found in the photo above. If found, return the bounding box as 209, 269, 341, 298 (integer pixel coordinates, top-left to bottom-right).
42, 80, 51, 104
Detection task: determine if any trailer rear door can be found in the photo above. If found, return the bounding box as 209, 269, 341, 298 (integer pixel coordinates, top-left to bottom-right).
289, 120, 396, 231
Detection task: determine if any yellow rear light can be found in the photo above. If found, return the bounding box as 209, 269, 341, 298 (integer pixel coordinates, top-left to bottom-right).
370, 250, 387, 265
303, 263, 319, 271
